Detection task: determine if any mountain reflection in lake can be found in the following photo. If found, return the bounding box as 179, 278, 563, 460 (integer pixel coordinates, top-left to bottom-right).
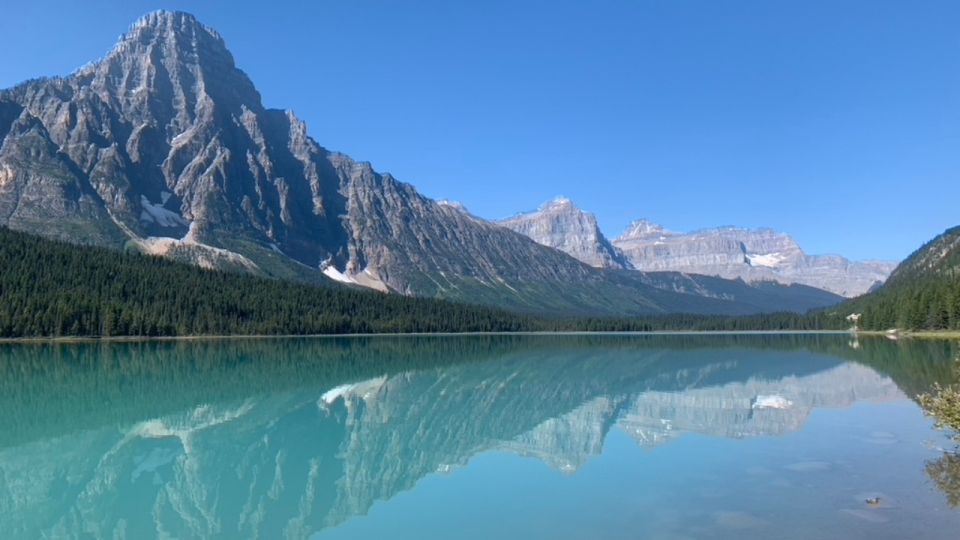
0, 334, 958, 539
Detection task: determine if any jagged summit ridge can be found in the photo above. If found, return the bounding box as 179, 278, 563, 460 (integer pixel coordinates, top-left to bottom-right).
612, 218, 896, 297
0, 11, 357, 278
129, 10, 222, 38
619, 218, 671, 240
0, 11, 848, 316
499, 197, 894, 297
541, 196, 574, 210
498, 197, 632, 269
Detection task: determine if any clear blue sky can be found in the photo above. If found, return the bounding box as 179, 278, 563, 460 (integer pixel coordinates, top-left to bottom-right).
2, 1, 958, 261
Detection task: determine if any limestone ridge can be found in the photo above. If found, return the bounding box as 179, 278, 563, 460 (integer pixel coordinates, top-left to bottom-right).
0, 11, 353, 274
0, 11, 844, 315
612, 219, 897, 297
499, 196, 894, 298
498, 197, 633, 269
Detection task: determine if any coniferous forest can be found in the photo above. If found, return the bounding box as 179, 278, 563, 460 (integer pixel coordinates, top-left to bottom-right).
0, 227, 845, 337
3, 224, 959, 338
0, 227, 535, 336
824, 271, 960, 331
821, 226, 960, 331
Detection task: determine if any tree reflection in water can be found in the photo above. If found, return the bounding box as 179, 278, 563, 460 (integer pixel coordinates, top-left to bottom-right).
928, 453, 960, 508
920, 358, 960, 507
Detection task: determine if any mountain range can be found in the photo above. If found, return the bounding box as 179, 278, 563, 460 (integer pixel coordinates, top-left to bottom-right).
500, 197, 896, 297
0, 11, 876, 316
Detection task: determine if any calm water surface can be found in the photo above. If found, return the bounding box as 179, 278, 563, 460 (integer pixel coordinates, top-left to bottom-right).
1, 334, 959, 539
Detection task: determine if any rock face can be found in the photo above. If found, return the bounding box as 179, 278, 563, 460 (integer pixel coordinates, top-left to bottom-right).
499, 199, 893, 298
0, 11, 846, 316
498, 197, 632, 269
613, 220, 897, 297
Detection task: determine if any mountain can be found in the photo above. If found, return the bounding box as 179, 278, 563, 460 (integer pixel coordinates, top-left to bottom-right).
498, 197, 632, 269
0, 225, 846, 339
497, 196, 888, 301
0, 226, 540, 337
826, 226, 960, 330
883, 225, 960, 288
613, 219, 897, 297
0, 11, 844, 316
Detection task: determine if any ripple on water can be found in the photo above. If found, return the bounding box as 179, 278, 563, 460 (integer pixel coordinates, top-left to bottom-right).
863, 431, 899, 445
785, 460, 832, 472
839, 508, 890, 523
713, 510, 769, 529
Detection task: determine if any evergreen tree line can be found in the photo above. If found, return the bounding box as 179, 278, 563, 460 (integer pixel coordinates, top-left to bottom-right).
0, 228, 536, 337
827, 271, 960, 331
5, 226, 957, 337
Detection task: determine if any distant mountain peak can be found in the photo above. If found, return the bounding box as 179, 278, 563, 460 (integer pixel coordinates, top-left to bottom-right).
612, 218, 895, 297
106, 10, 230, 62
0, 11, 849, 317
133, 10, 201, 27
128, 10, 222, 40
618, 219, 672, 241
499, 197, 631, 270
541, 196, 575, 211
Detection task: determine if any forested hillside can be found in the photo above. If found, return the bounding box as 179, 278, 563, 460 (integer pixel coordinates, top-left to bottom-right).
0, 227, 844, 337
821, 226, 960, 331
0, 228, 534, 336
12, 220, 958, 338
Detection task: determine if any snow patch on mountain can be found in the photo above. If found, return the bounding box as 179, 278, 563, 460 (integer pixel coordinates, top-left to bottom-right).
746, 252, 787, 268
140, 195, 187, 227
613, 219, 897, 297
320, 260, 390, 292
323, 266, 357, 285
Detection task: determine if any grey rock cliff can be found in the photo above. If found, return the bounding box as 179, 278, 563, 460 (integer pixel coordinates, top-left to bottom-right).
0, 11, 844, 316
613, 219, 897, 297
498, 197, 632, 269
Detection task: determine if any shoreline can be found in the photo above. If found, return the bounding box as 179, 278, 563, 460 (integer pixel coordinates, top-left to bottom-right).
1, 329, 957, 344
0, 329, 861, 344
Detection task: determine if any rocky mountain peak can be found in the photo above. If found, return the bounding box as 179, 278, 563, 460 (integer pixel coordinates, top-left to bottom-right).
611, 219, 896, 297
617, 219, 672, 241
116, 11, 229, 62
129, 10, 219, 37
82, 9, 260, 115
0, 11, 852, 316
498, 198, 631, 269
541, 196, 575, 211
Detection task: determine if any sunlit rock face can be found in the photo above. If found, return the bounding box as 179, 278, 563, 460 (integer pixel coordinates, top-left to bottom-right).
0, 12, 615, 306
613, 221, 897, 297
0, 11, 853, 316
0, 336, 918, 539
498, 198, 632, 269
496, 197, 893, 299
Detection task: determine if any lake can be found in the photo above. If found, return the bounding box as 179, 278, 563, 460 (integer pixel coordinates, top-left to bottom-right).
1, 334, 958, 539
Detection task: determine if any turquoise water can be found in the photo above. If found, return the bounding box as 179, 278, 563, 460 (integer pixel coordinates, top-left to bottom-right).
0, 334, 958, 539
